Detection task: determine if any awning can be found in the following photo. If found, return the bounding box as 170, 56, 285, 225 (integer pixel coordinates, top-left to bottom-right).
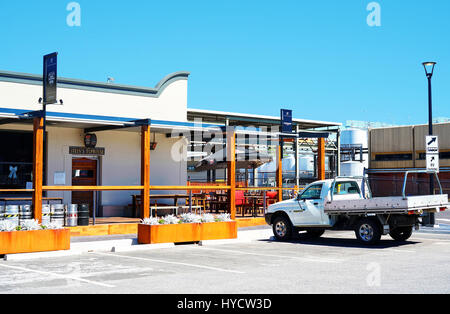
194, 147, 273, 171
0, 107, 224, 134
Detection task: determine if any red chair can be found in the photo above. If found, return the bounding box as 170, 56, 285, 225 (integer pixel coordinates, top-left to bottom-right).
266, 191, 278, 206
235, 191, 246, 216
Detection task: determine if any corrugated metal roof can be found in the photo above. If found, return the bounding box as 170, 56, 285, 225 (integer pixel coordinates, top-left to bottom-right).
187, 108, 341, 130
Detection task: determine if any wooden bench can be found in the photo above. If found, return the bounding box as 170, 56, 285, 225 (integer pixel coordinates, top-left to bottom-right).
133, 194, 205, 217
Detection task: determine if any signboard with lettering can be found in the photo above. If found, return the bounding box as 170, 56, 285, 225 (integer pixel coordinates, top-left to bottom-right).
43, 52, 58, 105
281, 109, 293, 134
69, 147, 105, 156
426, 136, 439, 173
426, 154, 439, 173
84, 134, 98, 148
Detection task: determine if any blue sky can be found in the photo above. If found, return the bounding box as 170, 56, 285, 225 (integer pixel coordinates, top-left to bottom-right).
0, 0, 449, 126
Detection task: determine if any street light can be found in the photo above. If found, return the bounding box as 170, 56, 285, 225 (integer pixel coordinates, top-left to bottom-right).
422, 61, 437, 226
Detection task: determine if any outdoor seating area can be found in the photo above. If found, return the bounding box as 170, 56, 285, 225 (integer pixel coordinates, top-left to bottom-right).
131, 188, 296, 219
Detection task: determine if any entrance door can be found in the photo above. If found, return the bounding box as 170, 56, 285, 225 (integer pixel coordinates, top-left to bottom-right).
72, 158, 98, 217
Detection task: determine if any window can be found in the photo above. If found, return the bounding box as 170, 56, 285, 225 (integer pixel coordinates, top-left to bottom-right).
334, 181, 361, 195
375, 153, 412, 161
418, 152, 450, 160
0, 131, 46, 193
299, 184, 323, 200
72, 169, 95, 179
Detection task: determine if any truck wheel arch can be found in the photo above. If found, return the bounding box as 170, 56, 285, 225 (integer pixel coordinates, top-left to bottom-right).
271, 211, 292, 225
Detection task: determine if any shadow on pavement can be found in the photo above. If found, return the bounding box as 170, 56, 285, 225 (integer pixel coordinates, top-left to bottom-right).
258, 233, 420, 249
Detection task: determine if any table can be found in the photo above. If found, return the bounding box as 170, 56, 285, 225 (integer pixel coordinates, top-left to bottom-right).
133, 194, 197, 217
244, 195, 265, 217
150, 194, 190, 206
207, 192, 228, 214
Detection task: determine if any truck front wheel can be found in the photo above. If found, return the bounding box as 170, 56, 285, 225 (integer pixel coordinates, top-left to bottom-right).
355, 218, 382, 245
273, 216, 293, 241
389, 227, 413, 242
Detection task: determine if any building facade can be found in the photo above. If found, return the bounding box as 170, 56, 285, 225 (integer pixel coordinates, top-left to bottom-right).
368, 123, 450, 196
0, 71, 191, 217
0, 69, 341, 219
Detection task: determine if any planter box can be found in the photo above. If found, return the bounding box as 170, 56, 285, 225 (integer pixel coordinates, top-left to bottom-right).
199, 221, 238, 241
138, 221, 237, 244
0, 229, 71, 255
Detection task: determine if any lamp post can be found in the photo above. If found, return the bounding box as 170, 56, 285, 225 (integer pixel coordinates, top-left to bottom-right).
423, 61, 437, 226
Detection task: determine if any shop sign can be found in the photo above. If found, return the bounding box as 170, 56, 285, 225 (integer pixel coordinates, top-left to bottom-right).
43, 52, 58, 105
69, 146, 105, 156
281, 109, 293, 133
84, 133, 98, 148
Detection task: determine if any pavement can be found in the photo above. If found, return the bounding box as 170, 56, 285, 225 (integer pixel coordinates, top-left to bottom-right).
0, 222, 450, 294
436, 210, 450, 227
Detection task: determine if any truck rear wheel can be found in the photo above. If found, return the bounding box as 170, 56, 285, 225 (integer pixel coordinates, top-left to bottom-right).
390, 227, 413, 242
273, 216, 293, 241
355, 218, 382, 245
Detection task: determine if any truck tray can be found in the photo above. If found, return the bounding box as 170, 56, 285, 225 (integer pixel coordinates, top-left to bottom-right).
324, 194, 449, 215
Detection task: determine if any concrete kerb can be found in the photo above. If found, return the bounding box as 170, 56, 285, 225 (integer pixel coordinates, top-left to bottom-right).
2, 227, 274, 261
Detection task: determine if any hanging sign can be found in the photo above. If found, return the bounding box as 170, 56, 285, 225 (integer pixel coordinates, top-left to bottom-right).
281, 109, 293, 134
43, 52, 58, 105
84, 134, 98, 148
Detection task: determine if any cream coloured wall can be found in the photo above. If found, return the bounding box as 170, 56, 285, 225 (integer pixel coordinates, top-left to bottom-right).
0, 74, 188, 123
0, 124, 187, 215
0, 71, 189, 216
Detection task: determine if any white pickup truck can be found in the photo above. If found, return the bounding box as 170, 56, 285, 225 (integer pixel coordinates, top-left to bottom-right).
265, 170, 449, 245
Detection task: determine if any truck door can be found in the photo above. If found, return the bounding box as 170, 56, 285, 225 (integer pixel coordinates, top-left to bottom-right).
293, 183, 326, 226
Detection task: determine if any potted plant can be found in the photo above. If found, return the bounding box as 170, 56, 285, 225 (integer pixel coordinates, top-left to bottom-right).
138, 214, 237, 244
0, 220, 71, 255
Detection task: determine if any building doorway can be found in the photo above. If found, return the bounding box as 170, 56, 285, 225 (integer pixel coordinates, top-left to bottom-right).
72, 158, 98, 217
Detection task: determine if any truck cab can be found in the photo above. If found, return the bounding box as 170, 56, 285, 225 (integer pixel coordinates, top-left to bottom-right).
266, 179, 363, 228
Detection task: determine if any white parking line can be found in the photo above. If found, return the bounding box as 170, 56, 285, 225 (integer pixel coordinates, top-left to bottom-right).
437, 219, 450, 222
412, 234, 450, 241
197, 247, 342, 264
0, 264, 115, 288
384, 249, 416, 254
92, 252, 245, 274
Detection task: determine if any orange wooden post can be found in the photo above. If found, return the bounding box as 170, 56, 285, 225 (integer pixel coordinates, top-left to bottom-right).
317, 138, 326, 181
32, 116, 44, 223
141, 125, 151, 219
227, 128, 236, 220
276, 143, 283, 202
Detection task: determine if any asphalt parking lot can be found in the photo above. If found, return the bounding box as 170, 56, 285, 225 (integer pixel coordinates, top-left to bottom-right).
1, 221, 450, 294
